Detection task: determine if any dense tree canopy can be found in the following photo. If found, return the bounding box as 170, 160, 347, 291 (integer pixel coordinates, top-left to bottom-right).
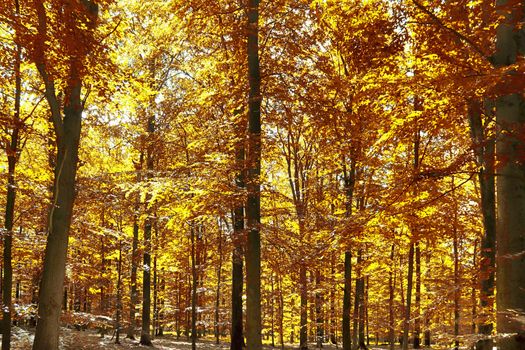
0, 0, 524, 349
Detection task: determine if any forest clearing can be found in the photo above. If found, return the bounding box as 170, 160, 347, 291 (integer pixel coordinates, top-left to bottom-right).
0, 0, 525, 350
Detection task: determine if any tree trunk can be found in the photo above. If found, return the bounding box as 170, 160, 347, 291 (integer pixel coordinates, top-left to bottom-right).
453, 219, 460, 350
352, 262, 359, 349
278, 273, 285, 350
388, 244, 395, 350
191, 226, 197, 350
152, 255, 157, 339
2, 5, 21, 345
176, 272, 181, 339
100, 224, 106, 314
399, 254, 405, 347
342, 155, 356, 350
158, 276, 165, 336
472, 240, 478, 335
245, 0, 262, 348
300, 264, 308, 350
271, 273, 275, 347
413, 241, 421, 348
493, 3, 525, 348
127, 192, 140, 339
469, 99, 496, 350
33, 89, 82, 350
315, 270, 324, 348
330, 252, 337, 345
402, 243, 414, 350
116, 240, 123, 344
32, 0, 99, 345
343, 251, 352, 350
310, 279, 316, 343
186, 274, 191, 340
424, 246, 431, 347
196, 227, 204, 337
215, 223, 223, 345
357, 264, 366, 349
231, 207, 245, 349
365, 277, 369, 346
140, 115, 155, 346
140, 216, 153, 345
352, 250, 366, 350
32, 66, 84, 350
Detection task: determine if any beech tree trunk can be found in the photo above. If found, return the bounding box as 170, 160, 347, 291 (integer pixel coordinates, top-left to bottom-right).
300, 263, 308, 350
424, 247, 431, 347
196, 227, 204, 337
140, 116, 155, 346
493, 3, 525, 348
127, 189, 141, 339
310, 279, 316, 343
140, 215, 153, 345
245, 0, 262, 348
33, 80, 83, 350
115, 240, 123, 344
191, 226, 197, 350
271, 273, 275, 347
413, 242, 421, 348
352, 260, 359, 348
343, 250, 352, 350
357, 253, 366, 350
100, 222, 106, 314
471, 240, 478, 335
231, 207, 245, 349
231, 107, 245, 350
158, 276, 165, 336
2, 5, 21, 346
32, 4, 95, 350
152, 255, 157, 339
469, 99, 497, 350
352, 250, 366, 350
215, 224, 223, 345
315, 270, 324, 348
402, 243, 414, 350
365, 277, 369, 346
33, 59, 84, 350
330, 252, 337, 345
453, 223, 460, 350
342, 156, 356, 350
278, 273, 285, 350
388, 244, 395, 350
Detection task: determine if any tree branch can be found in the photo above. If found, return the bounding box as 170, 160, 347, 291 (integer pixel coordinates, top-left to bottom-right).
33, 0, 64, 142
411, 0, 491, 64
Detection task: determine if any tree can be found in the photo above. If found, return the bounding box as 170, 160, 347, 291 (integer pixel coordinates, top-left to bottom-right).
1, 1, 23, 348
245, 0, 262, 349
30, 0, 105, 348
493, 1, 525, 349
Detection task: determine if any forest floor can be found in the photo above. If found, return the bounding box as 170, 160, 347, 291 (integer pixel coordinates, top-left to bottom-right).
7, 327, 451, 350
5, 326, 379, 350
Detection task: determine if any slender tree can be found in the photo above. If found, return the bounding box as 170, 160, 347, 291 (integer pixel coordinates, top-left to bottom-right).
2, 1, 22, 347
342, 156, 356, 350
140, 116, 155, 346
231, 109, 245, 350
245, 0, 262, 348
